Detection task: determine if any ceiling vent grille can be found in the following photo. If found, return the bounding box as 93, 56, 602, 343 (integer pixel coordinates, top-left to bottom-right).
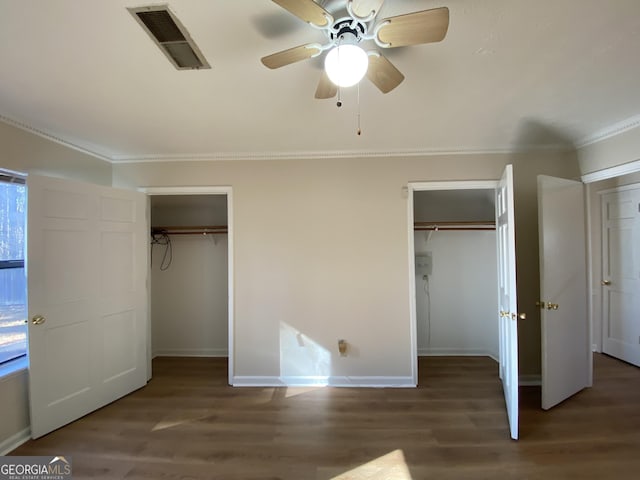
129, 5, 210, 70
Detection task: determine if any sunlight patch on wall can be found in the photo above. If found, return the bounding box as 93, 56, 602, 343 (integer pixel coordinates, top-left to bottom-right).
279, 322, 331, 385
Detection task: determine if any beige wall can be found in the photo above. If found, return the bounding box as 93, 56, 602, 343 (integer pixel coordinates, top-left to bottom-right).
0, 370, 29, 454
578, 125, 640, 175
0, 120, 112, 451
0, 121, 111, 184
114, 151, 580, 380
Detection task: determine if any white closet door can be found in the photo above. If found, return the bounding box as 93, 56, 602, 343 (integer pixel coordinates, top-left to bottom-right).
496, 164, 519, 440
28, 174, 148, 438
538, 175, 589, 409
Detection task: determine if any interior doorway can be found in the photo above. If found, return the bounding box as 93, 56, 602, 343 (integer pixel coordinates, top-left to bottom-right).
144, 187, 234, 384
598, 184, 640, 367
407, 180, 499, 384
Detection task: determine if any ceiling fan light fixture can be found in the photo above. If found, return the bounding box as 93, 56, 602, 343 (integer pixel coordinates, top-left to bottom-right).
324, 37, 369, 88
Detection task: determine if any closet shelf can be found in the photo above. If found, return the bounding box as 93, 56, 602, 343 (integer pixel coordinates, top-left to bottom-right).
151, 225, 228, 235
414, 221, 496, 231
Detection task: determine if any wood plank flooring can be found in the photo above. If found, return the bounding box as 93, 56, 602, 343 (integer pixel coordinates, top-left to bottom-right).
10, 354, 640, 479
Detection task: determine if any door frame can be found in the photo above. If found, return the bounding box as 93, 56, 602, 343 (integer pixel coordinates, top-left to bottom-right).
407, 180, 498, 385
582, 161, 640, 379
141, 186, 234, 385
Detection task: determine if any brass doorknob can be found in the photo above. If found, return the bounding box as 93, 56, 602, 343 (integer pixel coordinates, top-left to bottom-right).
601, 280, 612, 286
511, 312, 526, 320
536, 301, 559, 310
31, 315, 46, 325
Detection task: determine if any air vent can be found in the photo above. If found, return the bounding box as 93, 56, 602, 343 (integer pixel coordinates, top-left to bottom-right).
129, 5, 210, 70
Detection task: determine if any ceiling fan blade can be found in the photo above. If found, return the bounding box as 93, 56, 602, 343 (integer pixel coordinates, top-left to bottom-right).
366, 53, 404, 94
315, 71, 338, 99
351, 0, 385, 19
261, 44, 321, 69
271, 0, 331, 27
377, 7, 449, 48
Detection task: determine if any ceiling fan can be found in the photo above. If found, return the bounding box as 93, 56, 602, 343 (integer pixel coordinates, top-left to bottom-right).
260, 0, 450, 99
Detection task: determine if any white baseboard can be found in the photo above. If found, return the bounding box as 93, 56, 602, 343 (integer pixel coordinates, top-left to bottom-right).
153, 348, 228, 358
0, 427, 30, 455
418, 348, 499, 363
232, 376, 416, 388
519, 374, 541, 386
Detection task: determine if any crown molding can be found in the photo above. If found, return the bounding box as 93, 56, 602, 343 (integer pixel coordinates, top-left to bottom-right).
0, 112, 573, 163
0, 114, 112, 163
576, 114, 640, 149
110, 144, 573, 164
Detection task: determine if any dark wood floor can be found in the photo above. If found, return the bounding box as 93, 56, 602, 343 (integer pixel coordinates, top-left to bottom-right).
11, 354, 640, 479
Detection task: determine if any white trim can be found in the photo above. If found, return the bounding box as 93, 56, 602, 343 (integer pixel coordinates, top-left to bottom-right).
226, 188, 235, 386
409, 180, 499, 191
406, 186, 418, 386
585, 183, 594, 388
0, 112, 573, 165
0, 427, 31, 455
581, 159, 640, 183
111, 145, 570, 164
518, 375, 541, 386
143, 186, 234, 386
232, 376, 416, 388
153, 349, 228, 357
0, 115, 112, 163
595, 182, 640, 195
139, 186, 231, 195
418, 349, 499, 361
576, 114, 640, 149
0, 356, 28, 380
0, 168, 28, 180
5, 110, 640, 166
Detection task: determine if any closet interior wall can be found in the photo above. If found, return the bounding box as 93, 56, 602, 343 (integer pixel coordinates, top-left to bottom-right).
414, 190, 499, 359
150, 195, 228, 357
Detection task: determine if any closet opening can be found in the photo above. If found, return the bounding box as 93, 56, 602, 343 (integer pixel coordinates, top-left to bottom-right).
145, 187, 233, 384
408, 182, 499, 384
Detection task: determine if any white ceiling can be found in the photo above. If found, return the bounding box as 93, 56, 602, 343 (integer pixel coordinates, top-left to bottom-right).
1, 0, 639, 162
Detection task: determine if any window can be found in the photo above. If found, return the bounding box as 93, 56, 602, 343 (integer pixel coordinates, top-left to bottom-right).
0, 173, 27, 365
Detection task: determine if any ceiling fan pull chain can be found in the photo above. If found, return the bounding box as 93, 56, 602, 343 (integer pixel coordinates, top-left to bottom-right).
357, 82, 362, 136
337, 87, 342, 108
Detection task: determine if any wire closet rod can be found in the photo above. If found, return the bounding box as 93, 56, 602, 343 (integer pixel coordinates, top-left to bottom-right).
414, 221, 496, 231
151, 225, 228, 235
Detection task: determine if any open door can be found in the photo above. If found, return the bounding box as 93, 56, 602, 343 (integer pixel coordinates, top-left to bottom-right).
27, 174, 148, 438
538, 175, 589, 410
496, 165, 519, 440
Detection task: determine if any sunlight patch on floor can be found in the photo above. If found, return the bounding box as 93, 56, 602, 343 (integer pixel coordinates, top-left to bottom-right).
283, 386, 324, 398
329, 450, 413, 480
151, 409, 215, 432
